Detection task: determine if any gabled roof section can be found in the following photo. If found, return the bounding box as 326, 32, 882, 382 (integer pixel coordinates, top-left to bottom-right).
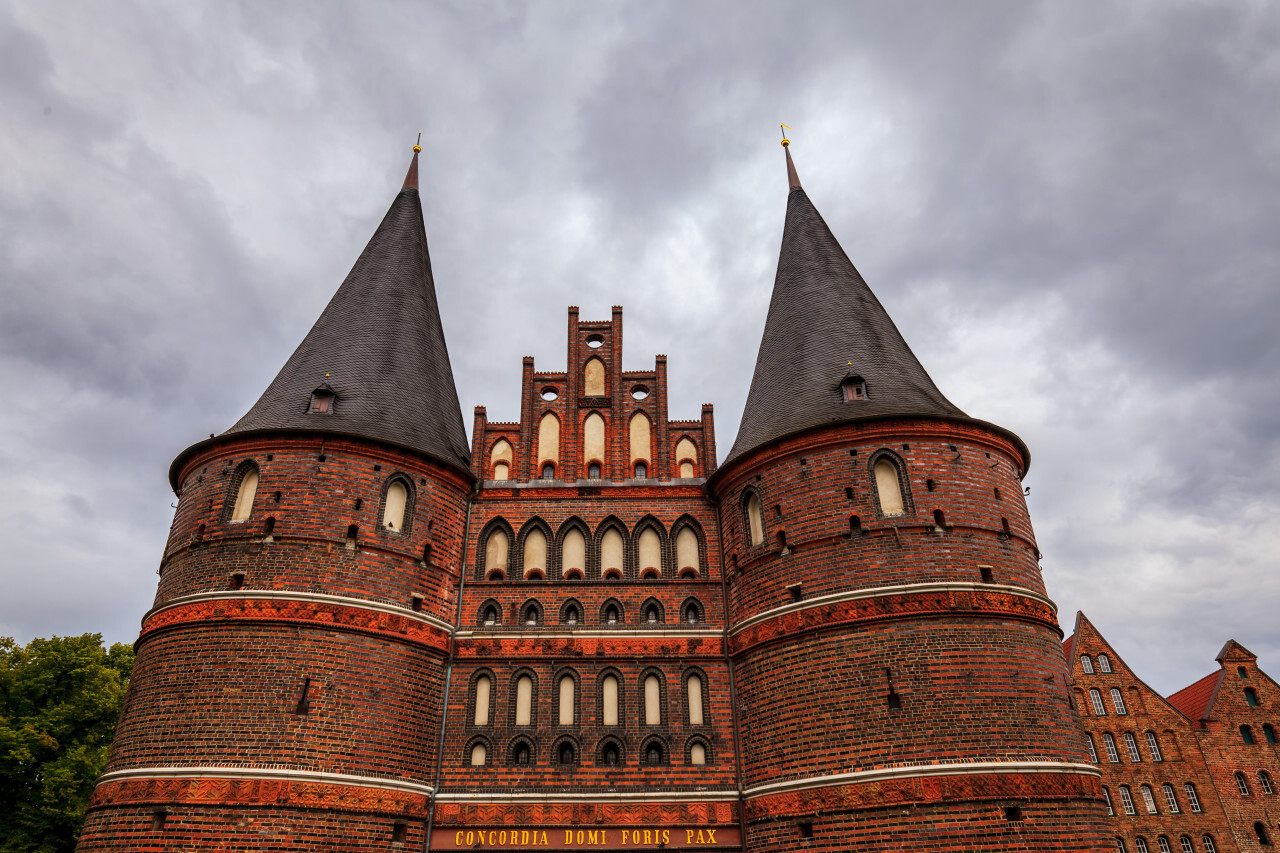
1216, 639, 1258, 663
1062, 634, 1075, 661
721, 144, 1026, 469
171, 150, 472, 485
1168, 671, 1222, 722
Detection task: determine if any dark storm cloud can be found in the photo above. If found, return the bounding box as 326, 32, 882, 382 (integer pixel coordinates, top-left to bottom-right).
1, 0, 1276, 694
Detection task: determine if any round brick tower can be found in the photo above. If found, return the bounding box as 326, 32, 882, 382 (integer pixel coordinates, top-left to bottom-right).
707, 144, 1111, 851
77, 151, 474, 850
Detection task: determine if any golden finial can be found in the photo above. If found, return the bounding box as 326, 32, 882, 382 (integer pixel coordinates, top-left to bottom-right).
780, 123, 792, 147
413, 131, 422, 154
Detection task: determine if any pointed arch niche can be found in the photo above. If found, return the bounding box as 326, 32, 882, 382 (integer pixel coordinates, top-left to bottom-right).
629, 412, 651, 476
584, 358, 606, 397
490, 439, 513, 481
582, 413, 605, 478
536, 413, 560, 477
675, 437, 698, 478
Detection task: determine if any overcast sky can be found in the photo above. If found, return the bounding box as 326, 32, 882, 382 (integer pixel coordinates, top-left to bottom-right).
2, 1, 1277, 696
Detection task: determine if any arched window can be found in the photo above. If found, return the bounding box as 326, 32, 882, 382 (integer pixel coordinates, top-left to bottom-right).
600, 527, 624, 579
744, 491, 765, 546
1102, 787, 1114, 816
600, 739, 620, 766
872, 456, 906, 516
582, 413, 605, 479
629, 412, 651, 472
1184, 783, 1202, 812
675, 526, 700, 576
1260, 771, 1275, 795
643, 601, 662, 624
690, 740, 707, 766
1162, 784, 1179, 813
686, 672, 705, 726
1085, 735, 1098, 763
601, 674, 620, 727
522, 528, 547, 580
1118, 785, 1136, 815
561, 601, 581, 625
1154, 839, 1168, 853
473, 675, 492, 726
513, 740, 532, 766
561, 528, 586, 579
484, 528, 509, 579
470, 742, 487, 766
1098, 654, 1113, 673
490, 439, 513, 480
1140, 785, 1158, 814
1090, 689, 1107, 715
1081, 655, 1095, 674
480, 602, 499, 626
681, 598, 703, 625
1146, 732, 1163, 762
1124, 732, 1141, 762
229, 463, 260, 522
1236, 772, 1251, 795
1116, 838, 1127, 853
675, 437, 697, 478
638, 527, 662, 577
1241, 725, 1256, 745
644, 739, 665, 766
521, 601, 541, 626
382, 479, 408, 532
583, 357, 605, 396
557, 741, 576, 766
602, 600, 622, 625
1245, 687, 1260, 706
1134, 839, 1149, 853
515, 675, 534, 726
536, 412, 560, 474
558, 674, 575, 726
644, 674, 662, 725
1201, 835, 1217, 853
1103, 733, 1119, 762
1254, 823, 1271, 846
1266, 724, 1278, 744
1111, 688, 1127, 714
542, 462, 556, 479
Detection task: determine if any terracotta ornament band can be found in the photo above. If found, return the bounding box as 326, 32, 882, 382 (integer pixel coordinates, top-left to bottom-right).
744, 764, 1101, 821
139, 596, 451, 653
730, 583, 1058, 656
434, 799, 739, 827
454, 634, 725, 661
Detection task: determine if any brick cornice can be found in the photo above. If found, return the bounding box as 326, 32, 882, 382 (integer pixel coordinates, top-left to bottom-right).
743, 761, 1101, 821
434, 789, 740, 803
729, 582, 1059, 656
453, 634, 725, 661
138, 593, 452, 654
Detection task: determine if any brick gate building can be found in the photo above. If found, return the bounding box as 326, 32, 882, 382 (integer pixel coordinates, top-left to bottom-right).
76, 143, 1118, 850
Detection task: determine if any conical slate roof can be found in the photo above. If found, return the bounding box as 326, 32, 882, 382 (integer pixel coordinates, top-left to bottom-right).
723, 146, 1006, 468
171, 153, 472, 485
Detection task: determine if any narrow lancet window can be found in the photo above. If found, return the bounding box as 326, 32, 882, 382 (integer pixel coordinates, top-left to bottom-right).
230, 466, 259, 522
676, 527, 700, 576
561, 528, 586, 579
382, 480, 407, 531
873, 458, 905, 516
536, 412, 560, 475
515, 675, 533, 726
629, 412, 651, 472
602, 675, 619, 726
644, 675, 662, 726
485, 529, 509, 577
474, 676, 491, 726
584, 357, 605, 396
522, 528, 547, 579
490, 439, 513, 480
601, 528, 624, 579
638, 528, 662, 577
583, 413, 605, 478
558, 675, 575, 726
687, 674, 704, 725
746, 492, 765, 546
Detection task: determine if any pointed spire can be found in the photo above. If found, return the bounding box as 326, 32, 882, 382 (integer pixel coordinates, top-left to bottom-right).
783, 140, 801, 189
403, 133, 421, 190
173, 148, 472, 484
722, 145, 1026, 469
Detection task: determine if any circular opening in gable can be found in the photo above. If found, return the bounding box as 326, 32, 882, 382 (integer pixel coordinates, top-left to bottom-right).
540, 387, 559, 401
631, 385, 649, 400
585, 334, 604, 349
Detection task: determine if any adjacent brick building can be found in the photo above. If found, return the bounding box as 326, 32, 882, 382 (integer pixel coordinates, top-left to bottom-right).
1066, 614, 1280, 853
77, 142, 1120, 851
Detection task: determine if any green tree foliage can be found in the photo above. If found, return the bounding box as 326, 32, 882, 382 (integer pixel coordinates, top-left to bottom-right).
0, 634, 134, 853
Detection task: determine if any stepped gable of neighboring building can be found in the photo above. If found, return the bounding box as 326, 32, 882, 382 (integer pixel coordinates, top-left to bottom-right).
170, 150, 471, 486
720, 143, 1027, 471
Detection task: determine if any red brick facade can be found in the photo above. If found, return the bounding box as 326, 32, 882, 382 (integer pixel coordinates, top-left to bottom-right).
1066, 615, 1280, 853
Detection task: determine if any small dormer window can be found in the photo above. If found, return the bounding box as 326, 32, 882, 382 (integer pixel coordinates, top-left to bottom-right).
309, 385, 335, 414
841, 375, 867, 402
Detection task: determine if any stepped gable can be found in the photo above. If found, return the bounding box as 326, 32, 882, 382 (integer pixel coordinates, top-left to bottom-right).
723, 143, 1026, 468
172, 151, 471, 484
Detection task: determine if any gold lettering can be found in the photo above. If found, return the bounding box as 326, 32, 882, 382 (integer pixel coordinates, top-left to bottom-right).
588, 830, 600, 845
498, 830, 506, 844
644, 830, 652, 844
706, 829, 717, 844
466, 831, 474, 845
521, 831, 529, 845
696, 829, 707, 844
687, 829, 695, 844
489, 830, 497, 846
621, 829, 629, 845
540, 832, 548, 846
662, 830, 670, 845
456, 832, 464, 846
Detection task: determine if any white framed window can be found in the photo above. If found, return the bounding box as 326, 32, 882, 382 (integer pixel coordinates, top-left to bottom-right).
1162, 784, 1180, 813
1135, 838, 1149, 853
1103, 788, 1115, 815
1141, 785, 1158, 814
1098, 654, 1113, 673
1146, 732, 1163, 762
1091, 689, 1107, 715
1202, 835, 1217, 853
1119, 785, 1136, 815
1176, 838, 1189, 853
1158, 839, 1172, 853
1125, 733, 1142, 762
1235, 772, 1250, 796
1081, 655, 1095, 674
1104, 733, 1120, 762
1260, 771, 1275, 795
1185, 783, 1202, 813
1086, 735, 1099, 763
1112, 688, 1128, 715
1116, 837, 1128, 853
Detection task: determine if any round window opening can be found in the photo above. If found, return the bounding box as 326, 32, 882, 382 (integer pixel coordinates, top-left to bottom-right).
585, 334, 604, 349
540, 387, 559, 401
631, 385, 650, 400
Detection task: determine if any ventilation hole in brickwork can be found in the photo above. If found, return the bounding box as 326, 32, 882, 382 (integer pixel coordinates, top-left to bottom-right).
1004, 806, 1023, 822
392, 822, 408, 843
844, 487, 854, 500
345, 525, 359, 550
926, 478, 936, 492
1001, 517, 1011, 539
318, 454, 327, 462
207, 498, 214, 510
933, 509, 947, 529
263, 517, 275, 536
799, 458, 807, 465
985, 451, 991, 458
773, 504, 782, 517
295, 677, 311, 715
354, 498, 363, 510
274, 491, 281, 502
373, 464, 382, 472
421, 544, 432, 565
849, 449, 858, 456
849, 516, 862, 537
411, 594, 424, 612
798, 822, 814, 839
902, 444, 910, 451
787, 584, 803, 603
229, 572, 245, 591
949, 445, 958, 452
266, 455, 273, 462
194, 524, 205, 544
775, 531, 789, 555
980, 566, 994, 584
151, 809, 167, 831
994, 487, 1002, 501
887, 691, 902, 710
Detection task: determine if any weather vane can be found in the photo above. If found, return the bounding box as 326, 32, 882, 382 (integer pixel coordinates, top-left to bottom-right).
780, 123, 792, 147
413, 130, 422, 153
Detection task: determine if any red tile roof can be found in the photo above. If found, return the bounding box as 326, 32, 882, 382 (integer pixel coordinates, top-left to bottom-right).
1062, 635, 1075, 661
1168, 671, 1220, 721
